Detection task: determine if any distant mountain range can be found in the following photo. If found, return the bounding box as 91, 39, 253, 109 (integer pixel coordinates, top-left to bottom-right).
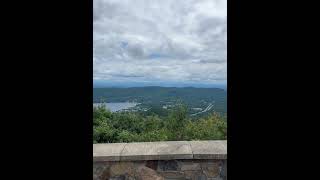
93, 80, 227, 89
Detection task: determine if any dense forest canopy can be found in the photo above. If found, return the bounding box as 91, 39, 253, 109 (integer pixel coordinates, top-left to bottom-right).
93, 104, 227, 143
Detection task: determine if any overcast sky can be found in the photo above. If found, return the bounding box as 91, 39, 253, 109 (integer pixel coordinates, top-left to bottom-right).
93, 0, 227, 87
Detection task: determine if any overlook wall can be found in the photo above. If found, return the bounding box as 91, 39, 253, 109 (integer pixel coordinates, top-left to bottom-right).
93, 141, 227, 180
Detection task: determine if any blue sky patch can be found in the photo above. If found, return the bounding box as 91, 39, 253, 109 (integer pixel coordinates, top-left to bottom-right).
120, 41, 128, 48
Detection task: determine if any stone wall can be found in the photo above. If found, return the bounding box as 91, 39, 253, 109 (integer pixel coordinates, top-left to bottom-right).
93, 141, 227, 180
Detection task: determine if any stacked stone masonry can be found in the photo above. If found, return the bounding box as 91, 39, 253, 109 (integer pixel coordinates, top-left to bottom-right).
93, 141, 227, 180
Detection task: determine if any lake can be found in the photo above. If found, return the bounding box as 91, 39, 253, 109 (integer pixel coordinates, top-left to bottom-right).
93, 102, 138, 112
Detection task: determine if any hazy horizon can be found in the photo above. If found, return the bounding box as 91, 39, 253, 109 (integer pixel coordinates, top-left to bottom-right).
93, 80, 226, 89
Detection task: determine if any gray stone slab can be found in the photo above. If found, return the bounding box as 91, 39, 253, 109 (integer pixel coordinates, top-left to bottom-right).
120, 141, 193, 161
93, 141, 228, 162
93, 143, 127, 161
190, 141, 227, 159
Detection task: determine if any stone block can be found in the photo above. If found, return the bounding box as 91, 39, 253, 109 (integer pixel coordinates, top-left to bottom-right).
180, 161, 201, 171
183, 171, 196, 179
146, 160, 158, 170
121, 141, 193, 161
157, 160, 179, 171
109, 175, 126, 180
190, 141, 227, 160
110, 162, 135, 177
158, 171, 185, 179
93, 143, 127, 161
136, 165, 164, 180
201, 162, 221, 178
196, 173, 207, 180
93, 162, 111, 180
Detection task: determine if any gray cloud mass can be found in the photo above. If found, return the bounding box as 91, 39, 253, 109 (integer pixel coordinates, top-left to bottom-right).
93, 0, 227, 85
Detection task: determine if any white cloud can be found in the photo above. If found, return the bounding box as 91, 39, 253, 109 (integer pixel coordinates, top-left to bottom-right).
93, 0, 227, 85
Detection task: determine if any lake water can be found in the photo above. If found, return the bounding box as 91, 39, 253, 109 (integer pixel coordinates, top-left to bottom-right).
93, 102, 138, 112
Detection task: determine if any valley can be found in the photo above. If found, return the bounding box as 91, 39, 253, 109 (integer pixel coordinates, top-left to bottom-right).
93, 86, 227, 117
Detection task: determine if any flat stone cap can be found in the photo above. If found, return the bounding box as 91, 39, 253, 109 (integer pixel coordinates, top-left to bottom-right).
93, 143, 127, 161
93, 140, 227, 162
190, 140, 227, 159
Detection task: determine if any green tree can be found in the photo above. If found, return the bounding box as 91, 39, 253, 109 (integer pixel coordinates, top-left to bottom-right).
166, 103, 188, 140
184, 113, 227, 140
117, 130, 139, 142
